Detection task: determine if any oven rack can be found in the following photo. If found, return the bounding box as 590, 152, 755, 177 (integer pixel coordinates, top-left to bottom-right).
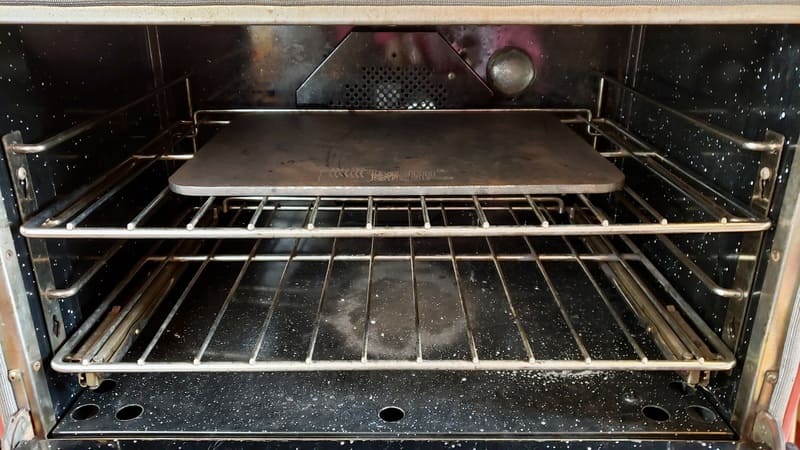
8, 73, 776, 239
18, 134, 771, 240
50, 210, 735, 380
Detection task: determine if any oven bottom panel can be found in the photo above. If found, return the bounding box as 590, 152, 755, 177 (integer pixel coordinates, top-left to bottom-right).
53, 371, 733, 439
27, 440, 752, 450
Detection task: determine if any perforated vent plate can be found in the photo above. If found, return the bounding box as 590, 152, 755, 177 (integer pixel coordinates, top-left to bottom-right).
297, 31, 492, 109
344, 66, 446, 109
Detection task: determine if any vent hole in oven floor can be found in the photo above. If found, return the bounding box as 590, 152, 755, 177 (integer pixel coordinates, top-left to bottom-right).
54, 372, 733, 437
116, 404, 144, 421
686, 405, 717, 423
642, 405, 670, 422
71, 404, 99, 421
379, 406, 405, 422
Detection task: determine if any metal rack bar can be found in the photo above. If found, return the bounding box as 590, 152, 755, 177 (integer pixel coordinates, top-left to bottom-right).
590, 229, 708, 362
578, 193, 609, 226
596, 117, 770, 221
526, 195, 549, 227
22, 189, 770, 241
246, 197, 267, 231
600, 75, 784, 153
304, 207, 343, 363
555, 232, 648, 362
650, 151, 761, 219
622, 200, 745, 300
223, 195, 568, 206
360, 231, 377, 362
485, 237, 536, 362
146, 253, 640, 263
409, 207, 423, 363
192, 107, 595, 128
507, 207, 592, 362
305, 197, 321, 230
249, 238, 300, 364
128, 187, 170, 230
7, 76, 188, 154
65, 156, 163, 230
138, 212, 243, 364
473, 196, 490, 228
420, 196, 431, 229
25, 222, 771, 239
186, 196, 215, 231
79, 242, 184, 365
59, 242, 160, 361
44, 240, 126, 300
193, 239, 262, 364
56, 359, 734, 373
443, 207, 480, 363
622, 187, 668, 225
365, 196, 374, 230
595, 121, 736, 222
616, 235, 735, 362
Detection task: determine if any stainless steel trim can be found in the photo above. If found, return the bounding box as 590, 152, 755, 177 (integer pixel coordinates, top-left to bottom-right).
734, 147, 800, 439
1, 4, 800, 25
0, 341, 17, 433
0, 210, 56, 437
768, 285, 800, 433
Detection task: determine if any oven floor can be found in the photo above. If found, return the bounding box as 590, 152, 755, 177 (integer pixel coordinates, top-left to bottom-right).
54, 370, 733, 439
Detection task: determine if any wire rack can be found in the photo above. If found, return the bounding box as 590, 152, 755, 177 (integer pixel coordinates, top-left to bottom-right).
18, 122, 771, 241
51, 206, 735, 377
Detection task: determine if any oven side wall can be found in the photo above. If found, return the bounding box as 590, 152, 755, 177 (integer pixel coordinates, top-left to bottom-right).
612, 24, 800, 436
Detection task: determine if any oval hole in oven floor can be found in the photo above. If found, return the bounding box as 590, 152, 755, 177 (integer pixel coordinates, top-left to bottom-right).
71, 404, 99, 421
642, 405, 670, 422
379, 406, 405, 422
686, 405, 717, 423
116, 404, 143, 421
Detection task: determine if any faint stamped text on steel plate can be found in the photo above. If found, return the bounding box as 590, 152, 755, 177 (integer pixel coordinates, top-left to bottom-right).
319, 168, 453, 182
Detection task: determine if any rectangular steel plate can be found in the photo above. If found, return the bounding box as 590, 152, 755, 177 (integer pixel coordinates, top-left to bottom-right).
169, 111, 624, 196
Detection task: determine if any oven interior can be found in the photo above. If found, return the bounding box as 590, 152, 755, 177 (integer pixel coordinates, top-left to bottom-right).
0, 24, 798, 445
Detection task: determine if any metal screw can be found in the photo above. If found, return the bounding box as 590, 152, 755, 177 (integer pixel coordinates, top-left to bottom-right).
447, 72, 456, 80
759, 167, 772, 180
8, 369, 21, 382
16, 167, 27, 181
32, 361, 42, 372
5, 249, 12, 259
766, 371, 778, 384
770, 249, 781, 262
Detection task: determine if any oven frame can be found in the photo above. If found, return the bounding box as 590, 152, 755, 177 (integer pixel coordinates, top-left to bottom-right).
0, 20, 798, 449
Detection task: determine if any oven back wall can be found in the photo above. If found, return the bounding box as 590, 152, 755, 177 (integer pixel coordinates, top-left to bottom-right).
156, 25, 630, 110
